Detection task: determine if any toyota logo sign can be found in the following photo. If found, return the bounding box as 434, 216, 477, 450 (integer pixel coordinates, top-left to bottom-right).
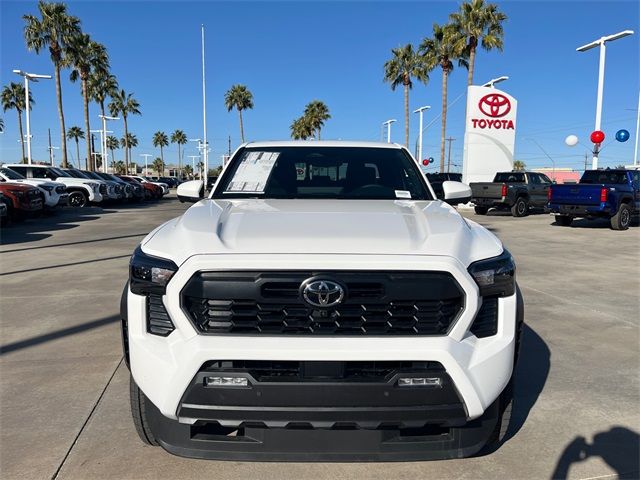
478, 93, 511, 118
301, 278, 345, 308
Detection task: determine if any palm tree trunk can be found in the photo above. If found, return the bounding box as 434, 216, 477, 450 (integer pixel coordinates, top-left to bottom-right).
82, 79, 92, 170
76, 140, 81, 169
17, 110, 25, 162
467, 44, 477, 86
239, 109, 245, 143
440, 68, 449, 172
160, 146, 164, 163
54, 63, 69, 167
404, 83, 410, 147
123, 116, 129, 175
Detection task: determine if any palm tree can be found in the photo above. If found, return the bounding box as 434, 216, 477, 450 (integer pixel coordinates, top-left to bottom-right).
108, 89, 141, 174
24, 1, 81, 167
383, 44, 429, 147
152, 131, 169, 163
106, 135, 119, 166
0, 117, 4, 133
1, 82, 34, 162
224, 84, 254, 143
66, 126, 84, 168
67, 33, 109, 170
290, 116, 314, 140
304, 101, 331, 139
111, 160, 125, 174
420, 24, 468, 172
513, 160, 526, 171
151, 157, 164, 176
120, 133, 137, 163
88, 71, 118, 118
170, 129, 187, 176
183, 164, 193, 179
450, 0, 507, 86
196, 161, 204, 179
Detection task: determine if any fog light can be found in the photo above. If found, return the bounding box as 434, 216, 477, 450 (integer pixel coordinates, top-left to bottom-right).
205, 376, 249, 387
398, 377, 442, 387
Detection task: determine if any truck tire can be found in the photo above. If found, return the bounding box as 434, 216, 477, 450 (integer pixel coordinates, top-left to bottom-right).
511, 197, 529, 217
555, 215, 572, 226
130, 376, 159, 446
610, 203, 631, 230
68, 190, 88, 208
474, 206, 489, 215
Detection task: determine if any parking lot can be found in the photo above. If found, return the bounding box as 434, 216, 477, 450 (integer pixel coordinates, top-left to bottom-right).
1, 197, 638, 480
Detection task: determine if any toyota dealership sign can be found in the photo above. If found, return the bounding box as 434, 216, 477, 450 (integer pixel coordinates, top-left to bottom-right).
462, 86, 518, 184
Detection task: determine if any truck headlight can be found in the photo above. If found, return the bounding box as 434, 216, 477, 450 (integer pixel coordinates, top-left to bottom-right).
129, 246, 178, 294
468, 249, 516, 297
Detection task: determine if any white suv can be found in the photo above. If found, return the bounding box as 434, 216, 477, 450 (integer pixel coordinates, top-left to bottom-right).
6, 164, 103, 207
0, 166, 68, 209
122, 141, 523, 461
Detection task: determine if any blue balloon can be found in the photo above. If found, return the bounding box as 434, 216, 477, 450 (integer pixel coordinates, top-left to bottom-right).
429, 157, 434, 163
615, 129, 630, 142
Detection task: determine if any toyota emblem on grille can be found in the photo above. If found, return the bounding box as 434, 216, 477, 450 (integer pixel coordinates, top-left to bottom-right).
301, 279, 345, 308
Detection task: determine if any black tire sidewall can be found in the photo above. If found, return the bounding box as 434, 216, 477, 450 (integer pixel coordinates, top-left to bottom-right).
69, 191, 87, 208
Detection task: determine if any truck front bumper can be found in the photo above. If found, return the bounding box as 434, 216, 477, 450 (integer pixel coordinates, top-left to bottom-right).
127, 254, 519, 461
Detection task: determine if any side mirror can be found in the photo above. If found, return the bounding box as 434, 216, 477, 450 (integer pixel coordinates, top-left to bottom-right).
442, 181, 472, 205
177, 180, 204, 203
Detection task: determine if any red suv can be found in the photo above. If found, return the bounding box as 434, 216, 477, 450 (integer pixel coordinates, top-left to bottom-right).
0, 182, 44, 220
117, 175, 162, 200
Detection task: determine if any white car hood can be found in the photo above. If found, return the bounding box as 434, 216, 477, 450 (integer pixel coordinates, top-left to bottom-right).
142, 199, 503, 267
4, 179, 63, 189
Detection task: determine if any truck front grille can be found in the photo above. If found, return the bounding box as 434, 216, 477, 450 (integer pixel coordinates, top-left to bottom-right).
182, 271, 464, 336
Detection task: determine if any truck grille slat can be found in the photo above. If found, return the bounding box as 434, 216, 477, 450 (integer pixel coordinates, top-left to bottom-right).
182, 271, 464, 336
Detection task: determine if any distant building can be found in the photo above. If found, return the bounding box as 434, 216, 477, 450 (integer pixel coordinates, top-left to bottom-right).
534, 167, 580, 184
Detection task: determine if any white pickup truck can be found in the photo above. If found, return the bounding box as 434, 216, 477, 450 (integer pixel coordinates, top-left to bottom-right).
122, 141, 523, 461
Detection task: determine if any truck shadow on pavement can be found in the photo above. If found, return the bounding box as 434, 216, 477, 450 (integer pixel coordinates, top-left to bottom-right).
551, 427, 640, 479
551, 217, 639, 229
504, 324, 551, 444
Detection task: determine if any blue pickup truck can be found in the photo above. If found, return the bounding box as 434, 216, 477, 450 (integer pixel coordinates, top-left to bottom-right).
548, 169, 639, 230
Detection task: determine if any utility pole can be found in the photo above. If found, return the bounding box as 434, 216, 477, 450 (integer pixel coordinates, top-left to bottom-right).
228, 135, 231, 156
584, 153, 589, 171
446, 137, 455, 173
48, 129, 53, 165
201, 24, 208, 189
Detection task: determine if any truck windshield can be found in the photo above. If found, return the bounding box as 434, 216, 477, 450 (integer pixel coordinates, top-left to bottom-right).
494, 172, 525, 183
580, 171, 628, 185
213, 146, 432, 200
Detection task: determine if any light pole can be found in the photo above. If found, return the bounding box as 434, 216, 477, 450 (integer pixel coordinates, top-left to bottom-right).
187, 155, 200, 178
201, 24, 209, 189
577, 29, 634, 169
91, 129, 112, 171
413, 106, 430, 161
482, 76, 509, 88
99, 114, 118, 173
140, 154, 153, 176
12, 69, 51, 164
383, 119, 397, 143
634, 91, 639, 166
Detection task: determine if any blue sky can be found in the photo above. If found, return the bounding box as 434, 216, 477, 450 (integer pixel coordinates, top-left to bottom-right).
1, 0, 638, 170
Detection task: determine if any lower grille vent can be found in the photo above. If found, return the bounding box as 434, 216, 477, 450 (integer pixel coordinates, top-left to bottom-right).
147, 294, 174, 336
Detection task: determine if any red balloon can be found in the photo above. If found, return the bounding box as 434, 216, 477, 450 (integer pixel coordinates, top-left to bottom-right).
422, 159, 429, 166
590, 130, 605, 144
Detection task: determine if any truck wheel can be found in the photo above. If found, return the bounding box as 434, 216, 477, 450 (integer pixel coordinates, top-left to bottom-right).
68, 191, 88, 208
511, 197, 529, 217
474, 206, 489, 215
610, 203, 631, 230
130, 376, 159, 446
555, 215, 572, 227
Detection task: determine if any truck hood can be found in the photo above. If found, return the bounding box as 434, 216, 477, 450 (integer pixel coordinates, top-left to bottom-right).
7, 179, 64, 189
142, 199, 503, 267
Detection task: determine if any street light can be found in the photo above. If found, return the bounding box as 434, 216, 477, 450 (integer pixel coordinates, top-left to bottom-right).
482, 76, 509, 88
382, 119, 397, 143
577, 29, 634, 169
187, 155, 200, 178
140, 154, 153, 176
12, 69, 52, 164
413, 106, 431, 162
99, 114, 118, 173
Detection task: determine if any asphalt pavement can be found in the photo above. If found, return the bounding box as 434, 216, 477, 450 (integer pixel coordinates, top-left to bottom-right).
1, 197, 638, 480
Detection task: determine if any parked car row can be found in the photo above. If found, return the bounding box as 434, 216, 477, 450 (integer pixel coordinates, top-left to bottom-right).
0, 164, 173, 225
465, 168, 639, 230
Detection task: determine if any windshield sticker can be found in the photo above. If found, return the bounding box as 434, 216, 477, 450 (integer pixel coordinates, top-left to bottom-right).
395, 190, 412, 199
225, 151, 280, 193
